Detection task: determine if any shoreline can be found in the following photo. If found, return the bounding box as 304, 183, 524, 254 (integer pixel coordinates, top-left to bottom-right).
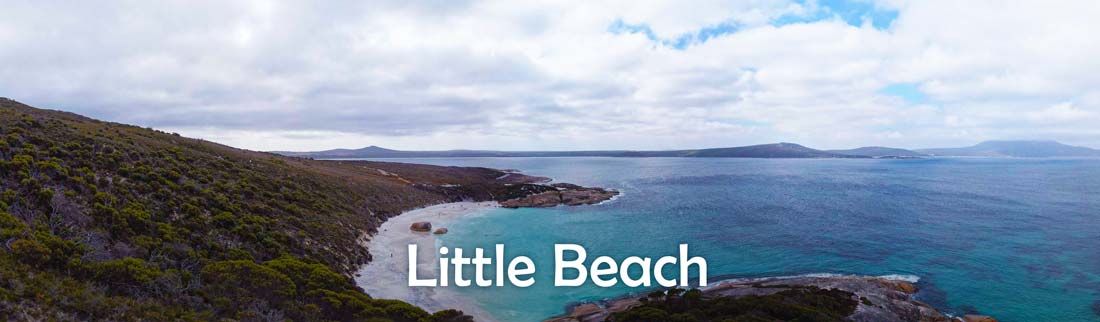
546, 275, 983, 322
354, 201, 501, 322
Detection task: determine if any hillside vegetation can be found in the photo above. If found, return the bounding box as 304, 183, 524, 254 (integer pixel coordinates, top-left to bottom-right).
0, 98, 551, 321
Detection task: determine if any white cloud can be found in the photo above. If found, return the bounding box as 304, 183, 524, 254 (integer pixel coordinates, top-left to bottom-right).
1, 0, 1099, 151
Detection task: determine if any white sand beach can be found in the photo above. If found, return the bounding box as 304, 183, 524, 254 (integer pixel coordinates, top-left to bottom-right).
354, 201, 500, 322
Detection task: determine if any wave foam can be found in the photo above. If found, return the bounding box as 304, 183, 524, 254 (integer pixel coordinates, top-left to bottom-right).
876, 274, 921, 283
704, 273, 920, 289
592, 188, 624, 206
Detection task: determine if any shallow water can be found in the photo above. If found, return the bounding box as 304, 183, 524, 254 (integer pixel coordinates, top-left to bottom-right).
365, 157, 1100, 322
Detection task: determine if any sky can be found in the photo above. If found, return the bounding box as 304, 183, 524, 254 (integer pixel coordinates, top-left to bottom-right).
2, 0, 1100, 151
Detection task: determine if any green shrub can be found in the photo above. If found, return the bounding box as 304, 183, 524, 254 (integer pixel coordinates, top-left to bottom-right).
200, 260, 296, 311
0, 210, 28, 239
94, 258, 164, 291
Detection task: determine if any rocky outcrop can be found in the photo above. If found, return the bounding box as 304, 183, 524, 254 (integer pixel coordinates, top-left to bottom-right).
550, 303, 606, 322
962, 315, 998, 322
432, 228, 448, 234
495, 171, 552, 184
501, 184, 617, 208
409, 222, 432, 232
546, 276, 989, 322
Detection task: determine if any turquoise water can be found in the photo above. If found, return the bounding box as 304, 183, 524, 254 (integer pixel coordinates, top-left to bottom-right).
375, 157, 1100, 321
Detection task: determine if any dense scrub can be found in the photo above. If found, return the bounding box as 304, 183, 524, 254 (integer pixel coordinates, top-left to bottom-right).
0, 98, 513, 321
609, 286, 858, 322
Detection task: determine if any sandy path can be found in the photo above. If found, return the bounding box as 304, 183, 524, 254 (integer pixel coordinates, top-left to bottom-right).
354, 201, 500, 322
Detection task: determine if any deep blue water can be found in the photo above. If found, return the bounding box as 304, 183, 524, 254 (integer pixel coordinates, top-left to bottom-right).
370, 157, 1100, 321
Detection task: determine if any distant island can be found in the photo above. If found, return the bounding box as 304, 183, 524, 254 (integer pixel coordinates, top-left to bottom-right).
275, 140, 1100, 159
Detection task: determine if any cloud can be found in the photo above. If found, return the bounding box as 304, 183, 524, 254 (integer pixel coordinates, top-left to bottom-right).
1, 0, 1099, 151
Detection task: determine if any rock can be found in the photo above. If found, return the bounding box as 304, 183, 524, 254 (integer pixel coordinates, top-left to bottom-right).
893, 279, 919, 292
962, 314, 998, 322
547, 276, 970, 322
501, 185, 618, 208
605, 297, 642, 313
501, 191, 562, 208
543, 303, 608, 322
433, 228, 448, 234
409, 222, 432, 232
561, 189, 617, 206
571, 303, 603, 316
893, 281, 918, 294
550, 182, 583, 190
871, 278, 918, 294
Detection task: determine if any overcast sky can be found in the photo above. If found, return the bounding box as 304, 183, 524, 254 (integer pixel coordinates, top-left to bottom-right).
2, 1, 1099, 151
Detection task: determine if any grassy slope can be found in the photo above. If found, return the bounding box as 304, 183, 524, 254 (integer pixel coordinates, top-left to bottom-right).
0, 98, 533, 321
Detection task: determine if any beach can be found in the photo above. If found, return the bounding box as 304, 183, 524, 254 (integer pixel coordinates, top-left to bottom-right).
354, 201, 501, 322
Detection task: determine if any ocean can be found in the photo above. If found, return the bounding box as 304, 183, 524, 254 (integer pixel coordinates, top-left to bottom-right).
365, 157, 1100, 322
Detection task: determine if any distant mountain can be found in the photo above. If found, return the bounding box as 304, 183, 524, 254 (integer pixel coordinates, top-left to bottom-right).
277, 142, 865, 159
828, 146, 927, 158
687, 143, 866, 158
276, 145, 512, 158
278, 140, 1100, 159
917, 140, 1100, 157
274, 146, 679, 158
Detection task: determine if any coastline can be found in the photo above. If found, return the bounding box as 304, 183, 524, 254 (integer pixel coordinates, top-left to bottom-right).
546, 275, 982, 322
354, 201, 501, 322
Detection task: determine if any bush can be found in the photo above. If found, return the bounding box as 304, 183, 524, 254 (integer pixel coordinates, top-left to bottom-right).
264, 256, 348, 293
200, 260, 296, 311
0, 210, 28, 239
8, 238, 50, 265
94, 258, 163, 294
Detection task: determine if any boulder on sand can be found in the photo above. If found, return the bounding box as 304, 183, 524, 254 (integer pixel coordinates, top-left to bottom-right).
410, 222, 432, 232
433, 228, 448, 234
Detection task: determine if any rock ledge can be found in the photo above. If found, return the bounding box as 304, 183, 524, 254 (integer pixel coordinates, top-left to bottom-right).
546, 275, 993, 322
501, 183, 618, 208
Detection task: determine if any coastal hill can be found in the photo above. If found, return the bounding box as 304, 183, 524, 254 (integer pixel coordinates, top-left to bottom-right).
280, 141, 1100, 159
276, 143, 866, 159
826, 146, 927, 158
916, 140, 1100, 157
0, 98, 614, 321
276, 145, 661, 158
685, 142, 862, 158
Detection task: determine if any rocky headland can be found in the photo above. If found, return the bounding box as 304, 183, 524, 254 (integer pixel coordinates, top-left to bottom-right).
501, 183, 619, 208
547, 275, 997, 322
